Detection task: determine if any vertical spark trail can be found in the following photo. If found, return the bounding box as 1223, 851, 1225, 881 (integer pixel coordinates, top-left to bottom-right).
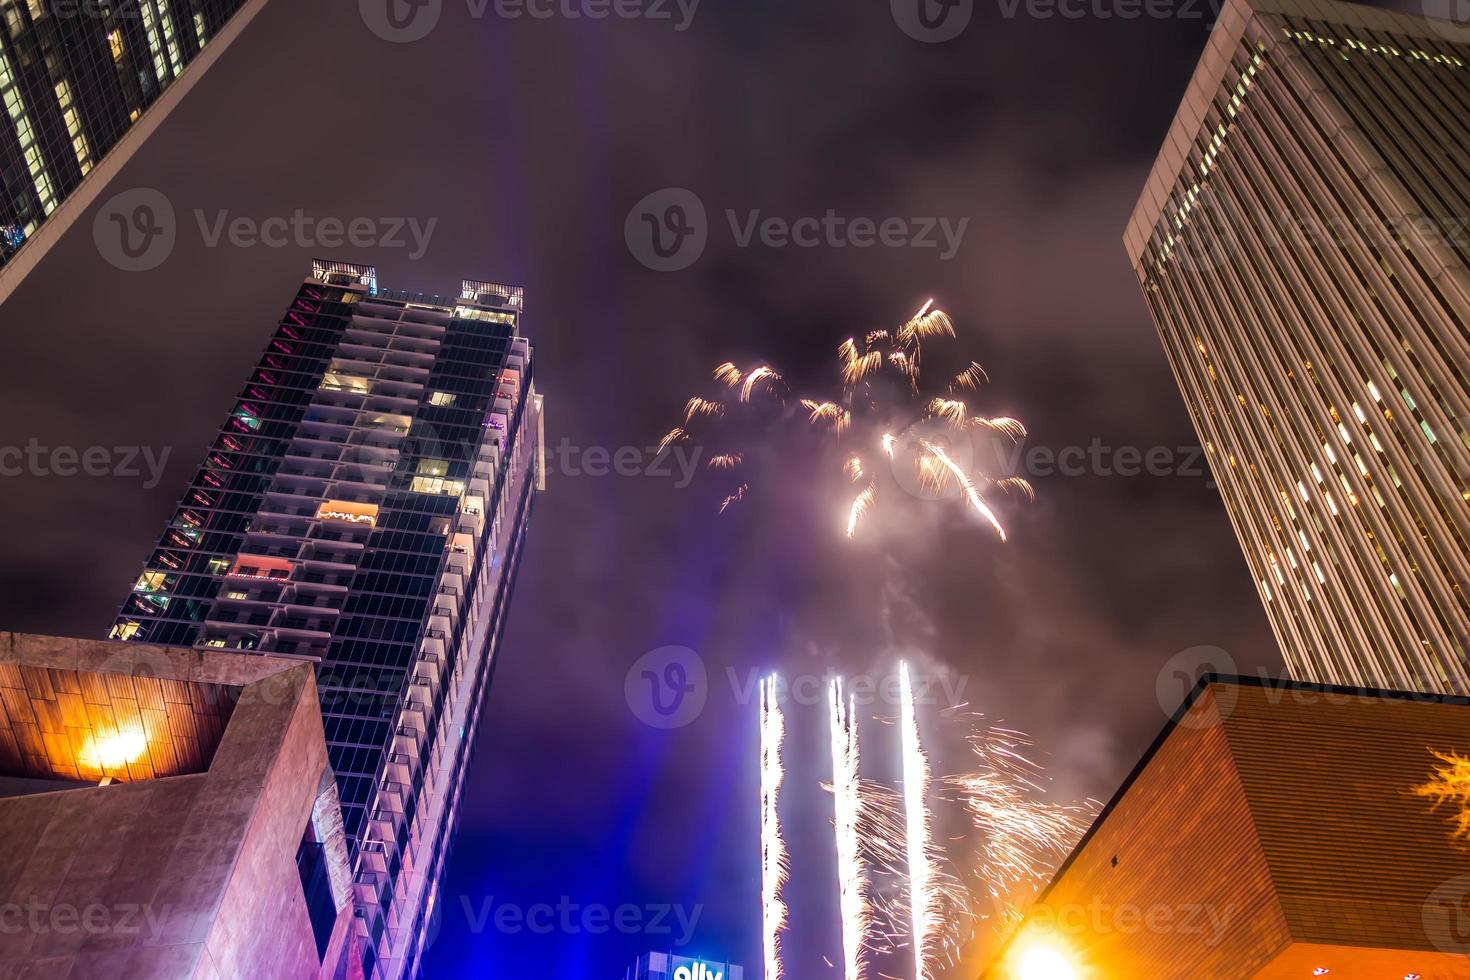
829, 679, 869, 980
761, 677, 789, 980
899, 663, 937, 980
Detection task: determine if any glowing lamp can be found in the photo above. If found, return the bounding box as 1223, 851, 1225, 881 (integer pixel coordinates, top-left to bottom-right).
1015, 942, 1078, 980
81, 731, 148, 772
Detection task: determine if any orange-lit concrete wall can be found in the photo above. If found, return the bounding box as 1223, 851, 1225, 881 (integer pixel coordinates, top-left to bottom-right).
986, 680, 1470, 979
987, 687, 1291, 978
0, 635, 354, 980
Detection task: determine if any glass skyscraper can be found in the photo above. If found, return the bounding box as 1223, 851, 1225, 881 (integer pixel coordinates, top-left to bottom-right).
0, 0, 265, 294
111, 260, 544, 980
1126, 0, 1469, 694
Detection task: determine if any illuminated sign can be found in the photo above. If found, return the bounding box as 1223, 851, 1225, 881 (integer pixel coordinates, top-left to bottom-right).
630, 951, 742, 980
672, 965, 719, 980
669, 956, 738, 980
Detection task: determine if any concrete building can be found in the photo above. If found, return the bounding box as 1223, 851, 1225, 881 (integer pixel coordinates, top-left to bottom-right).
0, 631, 355, 980
1124, 0, 1470, 695
0, 0, 271, 306
110, 261, 544, 980
984, 675, 1470, 979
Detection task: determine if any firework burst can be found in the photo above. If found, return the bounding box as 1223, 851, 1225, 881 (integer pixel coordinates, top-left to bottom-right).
661, 301, 1033, 540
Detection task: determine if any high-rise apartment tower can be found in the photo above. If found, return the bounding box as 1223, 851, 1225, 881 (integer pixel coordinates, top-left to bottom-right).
1126, 0, 1470, 694
0, 0, 269, 302
111, 260, 544, 979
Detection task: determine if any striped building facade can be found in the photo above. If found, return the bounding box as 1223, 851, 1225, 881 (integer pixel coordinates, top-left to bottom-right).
1125, 0, 1470, 694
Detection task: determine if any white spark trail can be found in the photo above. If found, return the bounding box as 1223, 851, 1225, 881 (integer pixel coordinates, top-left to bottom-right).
829, 679, 870, 980
900, 663, 937, 980
760, 676, 789, 980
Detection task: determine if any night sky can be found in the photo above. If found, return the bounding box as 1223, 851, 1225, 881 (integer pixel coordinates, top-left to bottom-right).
7, 0, 1427, 974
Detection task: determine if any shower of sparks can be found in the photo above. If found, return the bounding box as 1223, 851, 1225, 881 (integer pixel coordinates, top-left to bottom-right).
761, 677, 789, 980
660, 301, 1032, 540
1414, 749, 1470, 841
755, 668, 1093, 978
900, 663, 938, 980
829, 679, 871, 980
943, 726, 1096, 928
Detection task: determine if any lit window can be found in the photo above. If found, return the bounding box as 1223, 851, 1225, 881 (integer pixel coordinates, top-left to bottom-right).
134, 571, 167, 592
53, 80, 91, 174
316, 500, 380, 526
320, 372, 372, 394
110, 621, 143, 641
206, 558, 230, 575
109, 30, 125, 61
428, 391, 456, 407
417, 458, 449, 477
364, 413, 411, 432
410, 476, 466, 497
